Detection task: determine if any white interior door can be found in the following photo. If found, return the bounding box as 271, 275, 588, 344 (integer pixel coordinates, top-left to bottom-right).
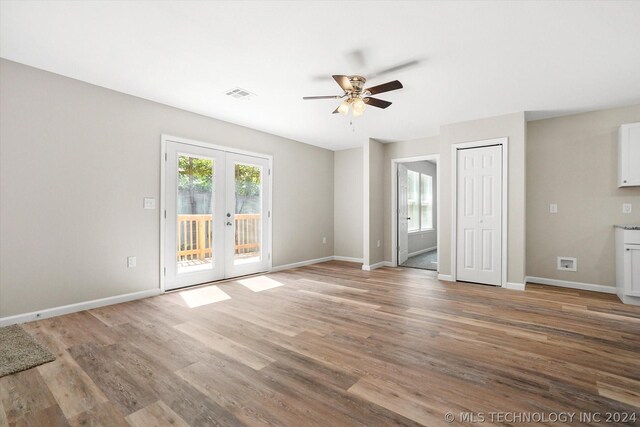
224, 153, 270, 278
165, 142, 225, 290
456, 145, 502, 285
398, 164, 409, 265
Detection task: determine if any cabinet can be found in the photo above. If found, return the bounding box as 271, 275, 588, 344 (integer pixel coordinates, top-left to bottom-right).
618, 122, 640, 187
616, 227, 640, 305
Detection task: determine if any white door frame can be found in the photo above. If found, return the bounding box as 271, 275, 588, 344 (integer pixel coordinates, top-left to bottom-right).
160, 134, 273, 293
391, 154, 441, 268
451, 137, 508, 287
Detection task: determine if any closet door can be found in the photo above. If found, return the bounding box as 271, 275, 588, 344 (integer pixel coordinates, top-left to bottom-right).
456, 145, 502, 286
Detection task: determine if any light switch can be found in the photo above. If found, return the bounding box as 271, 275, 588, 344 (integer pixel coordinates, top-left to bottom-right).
549, 203, 558, 214
127, 256, 136, 268
322, 237, 327, 244
623, 203, 632, 214
143, 198, 156, 209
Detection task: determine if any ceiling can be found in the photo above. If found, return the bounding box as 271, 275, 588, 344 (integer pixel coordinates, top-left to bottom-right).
2, 1, 640, 151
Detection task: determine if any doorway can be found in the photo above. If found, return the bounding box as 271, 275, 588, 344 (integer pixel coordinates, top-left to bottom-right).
452, 138, 507, 287
162, 137, 271, 291
392, 155, 440, 271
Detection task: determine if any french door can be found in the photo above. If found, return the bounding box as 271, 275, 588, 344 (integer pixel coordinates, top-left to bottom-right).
456, 144, 502, 286
164, 141, 270, 291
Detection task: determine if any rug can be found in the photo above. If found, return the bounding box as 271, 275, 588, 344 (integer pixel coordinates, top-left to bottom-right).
0, 324, 55, 377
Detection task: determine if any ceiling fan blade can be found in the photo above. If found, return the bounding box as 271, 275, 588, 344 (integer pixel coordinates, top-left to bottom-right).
332, 75, 353, 92
363, 97, 392, 109
332, 106, 340, 114
365, 80, 403, 96
303, 95, 342, 100
368, 60, 421, 79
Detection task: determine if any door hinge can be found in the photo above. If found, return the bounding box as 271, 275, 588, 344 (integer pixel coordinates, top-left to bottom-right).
165, 152, 167, 161
268, 211, 271, 218
268, 168, 271, 176
164, 210, 167, 219
163, 267, 166, 276
268, 253, 271, 260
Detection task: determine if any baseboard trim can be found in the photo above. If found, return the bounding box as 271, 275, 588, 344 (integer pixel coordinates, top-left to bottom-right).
362, 261, 393, 271
525, 276, 616, 294
333, 256, 364, 263
437, 274, 454, 282
504, 282, 526, 291
408, 246, 437, 258
0, 288, 161, 327
270, 256, 335, 272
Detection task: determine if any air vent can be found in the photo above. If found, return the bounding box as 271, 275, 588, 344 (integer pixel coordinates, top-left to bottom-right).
225, 87, 256, 100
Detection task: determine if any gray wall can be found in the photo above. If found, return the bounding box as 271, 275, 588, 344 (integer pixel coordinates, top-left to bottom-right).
439, 112, 527, 284
334, 147, 363, 260
383, 136, 440, 262
405, 161, 437, 254
364, 139, 385, 266
0, 59, 334, 317
527, 105, 640, 287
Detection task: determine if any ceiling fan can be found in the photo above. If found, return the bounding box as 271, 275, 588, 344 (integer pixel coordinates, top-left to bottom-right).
303, 75, 403, 117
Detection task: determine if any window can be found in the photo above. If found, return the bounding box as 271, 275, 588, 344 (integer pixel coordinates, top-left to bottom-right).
406, 170, 434, 232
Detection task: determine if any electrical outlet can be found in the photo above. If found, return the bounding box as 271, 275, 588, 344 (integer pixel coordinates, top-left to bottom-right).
377, 240, 381, 248
549, 203, 558, 214
127, 256, 136, 268
623, 203, 632, 214
322, 237, 327, 244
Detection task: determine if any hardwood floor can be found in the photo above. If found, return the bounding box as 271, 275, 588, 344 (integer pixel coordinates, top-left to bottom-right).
1, 261, 639, 426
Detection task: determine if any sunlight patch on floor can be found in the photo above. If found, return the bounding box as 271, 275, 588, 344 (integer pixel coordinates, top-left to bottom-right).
238, 276, 284, 292
179, 285, 231, 308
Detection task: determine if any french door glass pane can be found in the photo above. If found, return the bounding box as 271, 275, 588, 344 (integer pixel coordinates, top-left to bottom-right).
177, 154, 214, 274
407, 170, 420, 231
234, 162, 262, 265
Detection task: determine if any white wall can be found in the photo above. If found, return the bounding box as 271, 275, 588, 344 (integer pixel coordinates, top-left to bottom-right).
527, 105, 640, 287
0, 59, 334, 318
405, 161, 437, 255
334, 147, 363, 260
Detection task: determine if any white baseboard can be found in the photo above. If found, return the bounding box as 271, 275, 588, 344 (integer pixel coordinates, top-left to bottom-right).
362, 261, 394, 271
437, 274, 454, 282
617, 293, 640, 306
504, 282, 526, 291
333, 256, 364, 263
270, 256, 335, 272
0, 288, 161, 327
525, 276, 616, 294
408, 246, 437, 257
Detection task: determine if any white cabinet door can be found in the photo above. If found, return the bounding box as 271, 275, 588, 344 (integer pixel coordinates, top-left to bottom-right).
397, 164, 409, 265
456, 145, 502, 286
624, 244, 640, 297
619, 122, 640, 187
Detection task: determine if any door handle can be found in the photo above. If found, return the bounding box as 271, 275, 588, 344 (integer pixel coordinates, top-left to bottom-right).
226, 221, 233, 226
406, 217, 411, 220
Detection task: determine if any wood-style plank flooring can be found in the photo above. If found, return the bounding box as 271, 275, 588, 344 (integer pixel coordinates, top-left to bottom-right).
1, 261, 639, 426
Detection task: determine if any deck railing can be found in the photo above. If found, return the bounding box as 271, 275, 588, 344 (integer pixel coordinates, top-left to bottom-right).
177, 213, 261, 262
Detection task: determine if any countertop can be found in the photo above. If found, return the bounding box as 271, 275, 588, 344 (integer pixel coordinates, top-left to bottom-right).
614, 225, 640, 230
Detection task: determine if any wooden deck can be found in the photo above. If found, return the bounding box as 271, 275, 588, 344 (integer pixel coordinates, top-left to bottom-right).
1, 261, 639, 426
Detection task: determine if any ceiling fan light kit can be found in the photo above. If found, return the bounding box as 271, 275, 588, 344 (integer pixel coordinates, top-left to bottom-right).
303, 75, 403, 117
